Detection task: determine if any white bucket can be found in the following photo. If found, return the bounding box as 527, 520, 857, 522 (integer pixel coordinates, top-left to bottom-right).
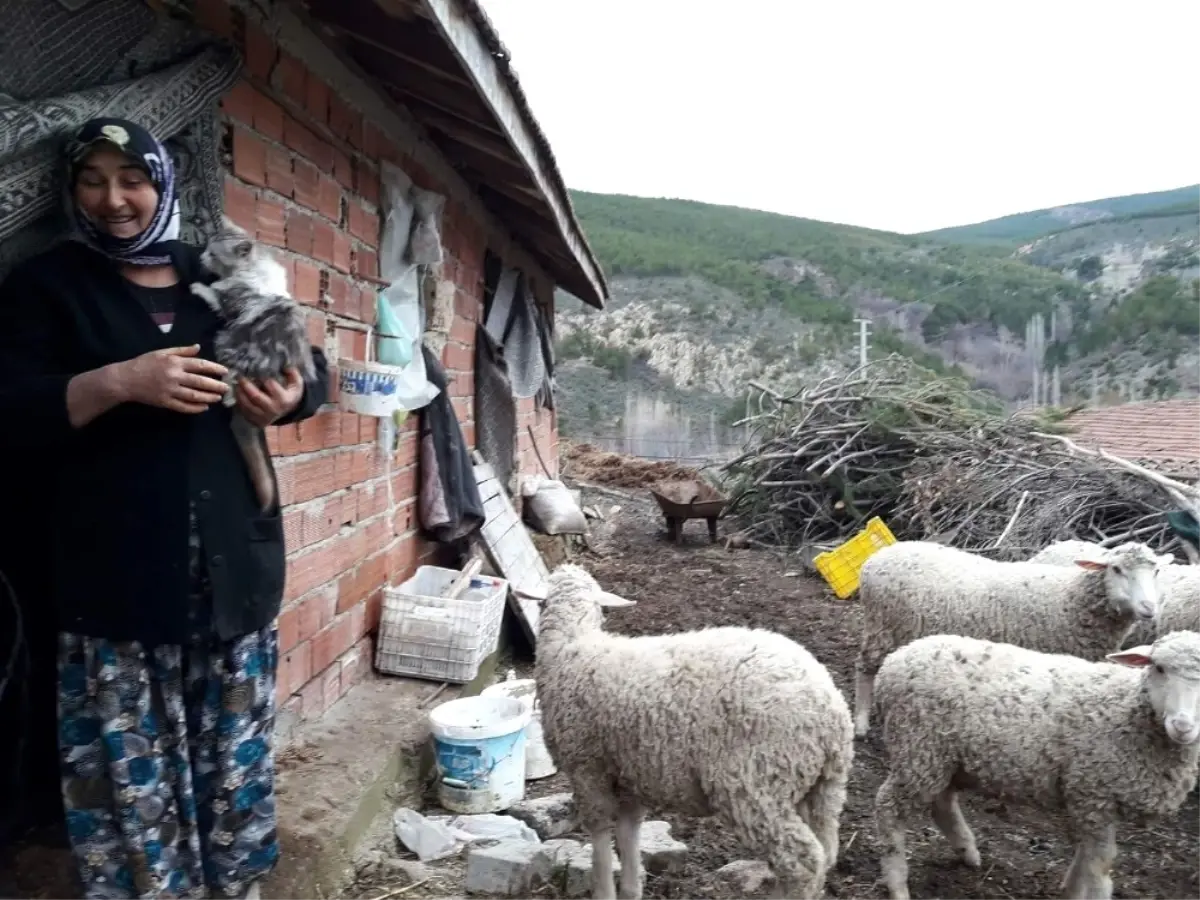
481, 675, 558, 780
428, 695, 531, 813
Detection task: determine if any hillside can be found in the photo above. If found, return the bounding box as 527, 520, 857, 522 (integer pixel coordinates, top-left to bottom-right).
556, 192, 1084, 448
921, 185, 1199, 246
554, 190, 1199, 453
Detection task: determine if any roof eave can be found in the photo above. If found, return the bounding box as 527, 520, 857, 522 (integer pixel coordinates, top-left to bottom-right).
417, 0, 609, 309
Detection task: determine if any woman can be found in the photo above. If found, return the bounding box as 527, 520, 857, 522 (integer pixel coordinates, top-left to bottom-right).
0, 117, 329, 899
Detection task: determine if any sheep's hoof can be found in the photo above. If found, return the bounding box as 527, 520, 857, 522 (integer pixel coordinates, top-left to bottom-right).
961, 846, 981, 868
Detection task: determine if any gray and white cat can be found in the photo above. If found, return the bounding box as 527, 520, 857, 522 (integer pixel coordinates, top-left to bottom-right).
191, 218, 315, 513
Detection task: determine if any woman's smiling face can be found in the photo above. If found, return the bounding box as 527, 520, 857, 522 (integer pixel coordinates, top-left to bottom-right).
73, 144, 159, 239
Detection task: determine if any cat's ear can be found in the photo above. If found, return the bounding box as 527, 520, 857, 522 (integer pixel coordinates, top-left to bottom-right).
221, 215, 247, 237
233, 239, 254, 259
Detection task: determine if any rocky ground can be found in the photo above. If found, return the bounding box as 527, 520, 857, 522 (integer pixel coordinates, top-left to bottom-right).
350, 472, 1200, 900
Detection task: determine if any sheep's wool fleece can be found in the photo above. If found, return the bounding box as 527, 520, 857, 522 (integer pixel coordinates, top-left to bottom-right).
536, 570, 853, 819
875, 633, 1200, 830
857, 541, 1159, 670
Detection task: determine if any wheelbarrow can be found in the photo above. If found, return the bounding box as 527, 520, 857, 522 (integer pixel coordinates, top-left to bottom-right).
649, 479, 730, 544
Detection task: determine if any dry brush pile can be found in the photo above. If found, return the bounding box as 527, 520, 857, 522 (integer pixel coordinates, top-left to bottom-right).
721, 355, 1199, 560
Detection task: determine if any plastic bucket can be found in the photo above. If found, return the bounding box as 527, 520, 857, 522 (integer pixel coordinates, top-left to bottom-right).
481, 677, 558, 780
428, 695, 531, 813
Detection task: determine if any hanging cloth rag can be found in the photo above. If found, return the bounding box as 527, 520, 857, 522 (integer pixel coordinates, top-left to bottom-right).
484, 266, 544, 400
418, 344, 484, 543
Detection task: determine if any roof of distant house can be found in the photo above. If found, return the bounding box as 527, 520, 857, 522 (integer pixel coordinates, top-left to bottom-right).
1063, 398, 1200, 473
303, 0, 609, 308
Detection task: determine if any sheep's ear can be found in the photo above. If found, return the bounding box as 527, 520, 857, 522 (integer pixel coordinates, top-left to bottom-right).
1157, 552, 1176, 566
1075, 559, 1108, 570
595, 590, 636, 609
1107, 646, 1154, 667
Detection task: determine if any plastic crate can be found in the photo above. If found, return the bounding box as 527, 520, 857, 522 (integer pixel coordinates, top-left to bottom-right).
813, 517, 897, 600
375, 565, 509, 683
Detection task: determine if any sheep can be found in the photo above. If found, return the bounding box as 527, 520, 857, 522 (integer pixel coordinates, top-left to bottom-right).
853, 539, 1172, 738
536, 563, 854, 900
1029, 539, 1200, 648
871, 630, 1200, 900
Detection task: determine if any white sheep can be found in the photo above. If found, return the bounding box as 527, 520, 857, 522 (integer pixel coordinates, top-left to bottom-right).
872, 630, 1200, 900
1029, 539, 1200, 647
853, 539, 1172, 737
536, 563, 854, 900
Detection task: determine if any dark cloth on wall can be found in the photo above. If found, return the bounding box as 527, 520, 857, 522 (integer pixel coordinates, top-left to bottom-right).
0, 239, 329, 646
419, 344, 484, 543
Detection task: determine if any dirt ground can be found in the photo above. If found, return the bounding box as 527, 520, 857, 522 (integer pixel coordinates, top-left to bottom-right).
507, 482, 1199, 900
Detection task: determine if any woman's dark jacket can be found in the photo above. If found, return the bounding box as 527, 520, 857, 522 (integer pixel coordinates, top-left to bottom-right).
0, 239, 329, 644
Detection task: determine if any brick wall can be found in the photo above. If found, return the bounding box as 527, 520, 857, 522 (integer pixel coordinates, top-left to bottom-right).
195, 0, 559, 724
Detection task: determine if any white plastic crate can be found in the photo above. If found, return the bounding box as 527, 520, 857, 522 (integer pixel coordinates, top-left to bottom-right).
375, 565, 509, 684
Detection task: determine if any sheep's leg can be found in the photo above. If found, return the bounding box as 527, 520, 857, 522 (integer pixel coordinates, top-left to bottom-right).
876, 774, 924, 900
804, 771, 849, 870
614, 799, 644, 900
765, 814, 826, 900
570, 771, 620, 900
931, 788, 980, 867
716, 781, 826, 900
853, 663, 875, 738
1063, 825, 1116, 900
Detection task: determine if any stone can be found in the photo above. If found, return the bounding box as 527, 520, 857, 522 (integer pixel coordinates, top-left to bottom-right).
507, 793, 579, 840
534, 838, 583, 881
639, 820, 687, 874
563, 843, 595, 899
464, 839, 544, 896
715, 859, 775, 896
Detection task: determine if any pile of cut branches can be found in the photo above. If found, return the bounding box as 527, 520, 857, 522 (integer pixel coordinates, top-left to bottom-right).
721, 355, 1198, 559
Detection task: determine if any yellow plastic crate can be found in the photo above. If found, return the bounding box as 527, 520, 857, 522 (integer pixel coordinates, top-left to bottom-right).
813, 517, 897, 599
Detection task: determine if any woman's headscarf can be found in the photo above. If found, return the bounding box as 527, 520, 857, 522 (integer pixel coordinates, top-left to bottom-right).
64, 117, 181, 266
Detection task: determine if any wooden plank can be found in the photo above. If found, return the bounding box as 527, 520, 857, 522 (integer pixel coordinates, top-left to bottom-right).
471, 461, 545, 642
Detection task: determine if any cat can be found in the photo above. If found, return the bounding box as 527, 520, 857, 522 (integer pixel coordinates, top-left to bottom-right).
191, 217, 315, 514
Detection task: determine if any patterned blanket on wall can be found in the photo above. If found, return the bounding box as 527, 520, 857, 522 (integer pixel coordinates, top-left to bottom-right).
0, 0, 242, 280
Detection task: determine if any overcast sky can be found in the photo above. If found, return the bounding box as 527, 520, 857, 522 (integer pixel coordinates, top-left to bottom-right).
478, 0, 1199, 235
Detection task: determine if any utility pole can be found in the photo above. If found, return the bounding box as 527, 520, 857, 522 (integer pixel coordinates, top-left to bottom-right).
853, 317, 871, 367
1090, 370, 1099, 407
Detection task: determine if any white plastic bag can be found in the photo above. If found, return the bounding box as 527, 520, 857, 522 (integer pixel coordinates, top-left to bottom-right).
523, 479, 588, 535
407, 186, 445, 265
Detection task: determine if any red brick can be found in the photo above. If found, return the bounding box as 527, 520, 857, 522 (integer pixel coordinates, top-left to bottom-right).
256, 197, 286, 248
364, 591, 383, 635
388, 533, 421, 581
357, 166, 380, 207
265, 144, 293, 197
449, 314, 475, 345
449, 371, 474, 399
337, 551, 388, 614
283, 508, 304, 551
331, 148, 353, 188
220, 81, 256, 125
442, 342, 472, 372
362, 122, 384, 160
285, 208, 313, 255
290, 454, 336, 503
277, 641, 311, 702
341, 640, 369, 691
277, 604, 300, 653
312, 219, 336, 266
337, 328, 367, 362
286, 538, 345, 602
317, 175, 342, 222
311, 612, 356, 674
223, 177, 257, 232
283, 116, 335, 172
332, 230, 352, 274
293, 158, 320, 212
232, 128, 267, 188
390, 463, 417, 502
326, 274, 349, 317
355, 481, 389, 520
253, 92, 285, 143
244, 21, 276, 82
306, 311, 326, 347
293, 260, 321, 307
275, 53, 306, 106
297, 587, 336, 641
302, 496, 345, 547
328, 95, 363, 148
305, 76, 330, 126
274, 424, 302, 456
298, 673, 327, 719
320, 664, 342, 711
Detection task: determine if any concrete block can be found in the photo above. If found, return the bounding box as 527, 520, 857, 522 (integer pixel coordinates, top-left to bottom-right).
564, 843, 595, 899
507, 793, 579, 839
464, 839, 543, 896
639, 820, 687, 874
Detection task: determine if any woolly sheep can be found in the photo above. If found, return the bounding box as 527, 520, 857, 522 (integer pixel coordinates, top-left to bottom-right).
853, 539, 1173, 737
872, 630, 1200, 900
536, 563, 854, 900
1029, 539, 1200, 648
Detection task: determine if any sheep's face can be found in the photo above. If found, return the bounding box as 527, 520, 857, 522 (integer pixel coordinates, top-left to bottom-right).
1076, 542, 1173, 621
542, 564, 636, 633
1108, 631, 1200, 745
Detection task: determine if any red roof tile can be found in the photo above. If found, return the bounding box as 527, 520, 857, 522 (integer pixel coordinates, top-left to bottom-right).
1064, 399, 1200, 474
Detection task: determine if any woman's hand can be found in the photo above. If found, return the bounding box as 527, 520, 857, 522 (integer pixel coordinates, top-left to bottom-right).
235, 367, 305, 428
113, 345, 229, 414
